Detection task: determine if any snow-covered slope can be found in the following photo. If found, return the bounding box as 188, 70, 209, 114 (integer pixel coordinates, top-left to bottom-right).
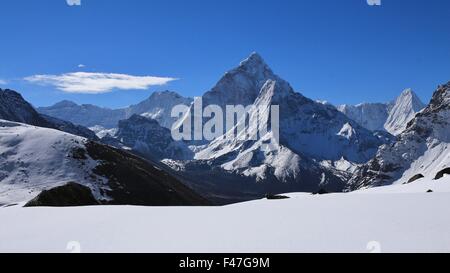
89, 125, 118, 139
1, 176, 450, 253
38, 91, 192, 131
349, 82, 450, 189
0, 120, 207, 206
338, 89, 425, 135
0, 89, 97, 139
0, 120, 107, 204
337, 103, 389, 132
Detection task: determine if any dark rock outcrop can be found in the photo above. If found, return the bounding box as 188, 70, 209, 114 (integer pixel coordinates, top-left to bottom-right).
435, 168, 450, 180
407, 174, 425, 184
24, 182, 99, 207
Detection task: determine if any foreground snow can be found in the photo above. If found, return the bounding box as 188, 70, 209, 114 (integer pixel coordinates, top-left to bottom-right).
1, 176, 449, 253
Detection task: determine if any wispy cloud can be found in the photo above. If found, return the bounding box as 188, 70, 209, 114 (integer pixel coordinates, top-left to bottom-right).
78, 64, 86, 68
0, 79, 7, 85
66, 0, 81, 6
24, 72, 177, 94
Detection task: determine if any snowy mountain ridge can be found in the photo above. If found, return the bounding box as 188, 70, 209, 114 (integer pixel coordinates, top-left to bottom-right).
348, 82, 450, 189
0, 89, 97, 139
338, 88, 426, 135
0, 120, 207, 206
159, 53, 388, 198
37, 90, 193, 131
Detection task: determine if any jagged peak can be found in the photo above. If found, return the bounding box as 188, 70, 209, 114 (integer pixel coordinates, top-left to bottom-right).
149, 90, 185, 99
0, 88, 22, 97
235, 52, 274, 76
239, 52, 265, 66
397, 88, 420, 102
400, 88, 414, 96
53, 100, 79, 107
429, 81, 450, 109
393, 88, 425, 111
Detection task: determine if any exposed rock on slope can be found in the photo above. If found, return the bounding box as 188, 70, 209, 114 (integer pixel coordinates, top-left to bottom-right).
348, 82, 450, 189
113, 114, 193, 160
0, 120, 208, 206
166, 53, 388, 200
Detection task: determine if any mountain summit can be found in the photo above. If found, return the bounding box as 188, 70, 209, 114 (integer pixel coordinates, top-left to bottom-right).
384, 88, 426, 135
338, 88, 425, 135
170, 53, 389, 200
201, 52, 285, 107
349, 82, 450, 189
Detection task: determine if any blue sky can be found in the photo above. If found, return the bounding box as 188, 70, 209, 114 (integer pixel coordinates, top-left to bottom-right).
0, 0, 449, 108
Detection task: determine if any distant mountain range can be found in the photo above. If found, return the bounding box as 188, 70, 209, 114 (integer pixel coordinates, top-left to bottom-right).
1, 53, 449, 206
37, 90, 193, 130
337, 89, 426, 135
0, 89, 97, 140
98, 53, 393, 202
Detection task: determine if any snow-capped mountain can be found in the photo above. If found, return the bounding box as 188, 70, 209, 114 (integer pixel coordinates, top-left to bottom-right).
337, 103, 389, 132
165, 53, 389, 199
38, 91, 192, 131
384, 89, 427, 135
38, 100, 126, 129
173, 53, 284, 137
337, 89, 426, 135
113, 114, 193, 160
0, 120, 207, 206
0, 89, 97, 139
348, 82, 450, 190
202, 52, 281, 107
194, 77, 382, 185
127, 91, 193, 129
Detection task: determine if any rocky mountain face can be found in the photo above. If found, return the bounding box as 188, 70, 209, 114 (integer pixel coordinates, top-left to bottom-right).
0, 89, 47, 126
338, 89, 426, 135
0, 120, 208, 206
348, 82, 450, 190
0, 89, 97, 140
113, 114, 193, 160
161, 53, 389, 201
37, 90, 193, 131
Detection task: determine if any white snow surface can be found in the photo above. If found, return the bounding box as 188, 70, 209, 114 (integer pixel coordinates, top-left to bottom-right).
1, 176, 449, 253
89, 125, 118, 139
0, 120, 108, 204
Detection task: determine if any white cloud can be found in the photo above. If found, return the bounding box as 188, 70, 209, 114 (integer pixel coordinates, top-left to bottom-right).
25, 72, 177, 94
78, 64, 86, 68
66, 0, 81, 6
0, 79, 7, 85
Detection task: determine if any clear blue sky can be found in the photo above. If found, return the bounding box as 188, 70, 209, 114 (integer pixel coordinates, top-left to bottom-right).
0, 0, 449, 108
